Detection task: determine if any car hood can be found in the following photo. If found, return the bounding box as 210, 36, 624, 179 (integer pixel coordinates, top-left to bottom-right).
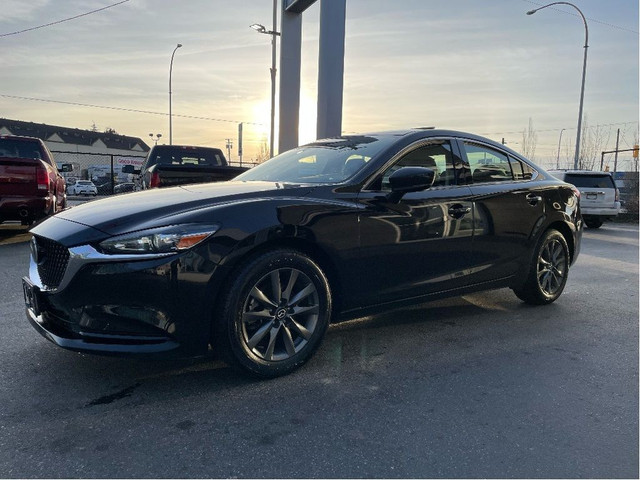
54, 181, 313, 236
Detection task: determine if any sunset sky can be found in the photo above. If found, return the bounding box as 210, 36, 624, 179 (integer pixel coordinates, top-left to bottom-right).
1, 0, 638, 169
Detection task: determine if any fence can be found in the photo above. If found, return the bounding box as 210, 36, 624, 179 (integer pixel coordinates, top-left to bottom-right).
52, 150, 259, 196
52, 150, 147, 196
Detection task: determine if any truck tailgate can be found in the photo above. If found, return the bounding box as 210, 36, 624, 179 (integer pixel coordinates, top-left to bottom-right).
0, 158, 38, 196
153, 165, 248, 188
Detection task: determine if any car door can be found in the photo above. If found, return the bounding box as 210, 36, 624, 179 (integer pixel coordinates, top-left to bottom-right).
459, 140, 546, 282
353, 138, 475, 307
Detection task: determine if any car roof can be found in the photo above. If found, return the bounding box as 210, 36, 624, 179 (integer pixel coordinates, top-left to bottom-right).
317, 128, 529, 162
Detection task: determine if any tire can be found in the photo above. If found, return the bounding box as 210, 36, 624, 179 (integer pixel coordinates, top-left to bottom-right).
584, 217, 603, 229
513, 229, 570, 305
215, 249, 332, 377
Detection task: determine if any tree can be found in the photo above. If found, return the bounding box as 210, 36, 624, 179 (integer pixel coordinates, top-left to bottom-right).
521, 118, 538, 161
578, 115, 611, 171
254, 135, 270, 164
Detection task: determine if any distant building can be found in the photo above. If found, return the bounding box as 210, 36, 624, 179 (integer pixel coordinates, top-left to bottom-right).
0, 118, 150, 184
0, 118, 149, 156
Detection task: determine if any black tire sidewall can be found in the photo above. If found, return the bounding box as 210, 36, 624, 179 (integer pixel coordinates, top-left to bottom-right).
514, 229, 570, 305
537, 230, 570, 303
220, 250, 331, 377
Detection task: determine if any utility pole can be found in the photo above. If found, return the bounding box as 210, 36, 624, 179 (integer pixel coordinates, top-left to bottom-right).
613, 128, 620, 172
238, 123, 243, 166
556, 128, 566, 169
225, 138, 233, 162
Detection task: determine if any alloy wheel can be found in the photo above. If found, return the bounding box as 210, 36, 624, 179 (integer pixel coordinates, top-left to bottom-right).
240, 268, 320, 362
537, 238, 567, 296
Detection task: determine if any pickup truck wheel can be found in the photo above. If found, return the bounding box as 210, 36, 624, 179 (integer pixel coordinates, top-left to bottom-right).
214, 249, 332, 377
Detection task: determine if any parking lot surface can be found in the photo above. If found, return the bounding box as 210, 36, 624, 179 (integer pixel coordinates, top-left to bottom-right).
0, 223, 637, 478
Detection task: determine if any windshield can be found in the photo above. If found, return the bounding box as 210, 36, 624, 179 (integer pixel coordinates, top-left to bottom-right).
236, 135, 395, 184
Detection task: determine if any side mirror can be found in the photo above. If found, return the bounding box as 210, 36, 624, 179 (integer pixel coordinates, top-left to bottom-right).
60, 163, 74, 173
387, 166, 435, 202
122, 165, 140, 174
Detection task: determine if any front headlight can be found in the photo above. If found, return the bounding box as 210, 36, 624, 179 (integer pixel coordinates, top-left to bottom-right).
98, 224, 220, 254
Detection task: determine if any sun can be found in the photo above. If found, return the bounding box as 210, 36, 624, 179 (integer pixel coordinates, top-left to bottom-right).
250, 94, 318, 156
298, 94, 317, 145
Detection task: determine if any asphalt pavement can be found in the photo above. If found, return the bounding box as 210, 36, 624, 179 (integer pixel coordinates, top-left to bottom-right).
0, 222, 637, 478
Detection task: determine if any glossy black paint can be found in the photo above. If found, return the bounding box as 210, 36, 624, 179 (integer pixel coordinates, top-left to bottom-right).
24, 129, 582, 357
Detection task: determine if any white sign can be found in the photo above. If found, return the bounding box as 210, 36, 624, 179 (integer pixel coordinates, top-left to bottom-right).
115, 156, 145, 167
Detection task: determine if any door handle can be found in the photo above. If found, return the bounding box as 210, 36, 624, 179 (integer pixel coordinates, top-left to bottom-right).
448, 204, 471, 219
526, 193, 542, 206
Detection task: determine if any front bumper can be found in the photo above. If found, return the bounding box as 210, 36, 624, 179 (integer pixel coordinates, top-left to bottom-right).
26, 305, 179, 354
24, 240, 228, 356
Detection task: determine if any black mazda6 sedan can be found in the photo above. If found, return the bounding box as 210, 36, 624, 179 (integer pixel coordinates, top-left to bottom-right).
23, 129, 582, 377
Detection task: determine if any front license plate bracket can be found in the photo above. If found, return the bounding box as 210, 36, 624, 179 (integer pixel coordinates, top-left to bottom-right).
22, 277, 41, 317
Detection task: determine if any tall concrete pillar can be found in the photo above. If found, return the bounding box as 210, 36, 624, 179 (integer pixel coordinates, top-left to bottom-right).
278, 10, 302, 154
316, 0, 346, 140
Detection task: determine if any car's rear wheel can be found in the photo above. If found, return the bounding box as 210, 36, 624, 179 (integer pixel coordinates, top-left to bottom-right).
584, 217, 603, 229
215, 249, 332, 377
513, 229, 569, 305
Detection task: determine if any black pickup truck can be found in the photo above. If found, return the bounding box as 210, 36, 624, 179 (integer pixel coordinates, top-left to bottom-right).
125, 145, 248, 190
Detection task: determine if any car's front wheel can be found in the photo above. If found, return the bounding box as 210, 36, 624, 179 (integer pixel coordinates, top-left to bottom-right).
215, 249, 332, 377
513, 229, 570, 305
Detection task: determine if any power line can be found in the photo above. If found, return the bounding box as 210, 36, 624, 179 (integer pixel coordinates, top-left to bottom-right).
521, 0, 640, 35
481, 121, 639, 137
0, 1, 132, 38
0, 94, 263, 126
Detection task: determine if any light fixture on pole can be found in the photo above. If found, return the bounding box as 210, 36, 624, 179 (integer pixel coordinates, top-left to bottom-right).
527, 2, 588, 170
250, 1, 280, 159
169, 43, 182, 145
149, 133, 162, 146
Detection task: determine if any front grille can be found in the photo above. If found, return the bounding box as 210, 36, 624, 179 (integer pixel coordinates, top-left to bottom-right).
34, 236, 70, 289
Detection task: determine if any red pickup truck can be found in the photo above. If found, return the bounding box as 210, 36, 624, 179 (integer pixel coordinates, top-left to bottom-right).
0, 135, 68, 225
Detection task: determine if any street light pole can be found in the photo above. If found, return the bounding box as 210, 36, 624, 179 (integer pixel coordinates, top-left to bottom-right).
527, 2, 588, 170
556, 128, 566, 169
149, 133, 162, 146
169, 43, 182, 145
251, 1, 280, 159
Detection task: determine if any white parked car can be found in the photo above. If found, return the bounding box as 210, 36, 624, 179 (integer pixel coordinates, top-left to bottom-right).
550, 170, 621, 228
68, 180, 98, 196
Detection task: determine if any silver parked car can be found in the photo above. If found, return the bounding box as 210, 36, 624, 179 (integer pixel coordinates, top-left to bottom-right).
550, 170, 620, 228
